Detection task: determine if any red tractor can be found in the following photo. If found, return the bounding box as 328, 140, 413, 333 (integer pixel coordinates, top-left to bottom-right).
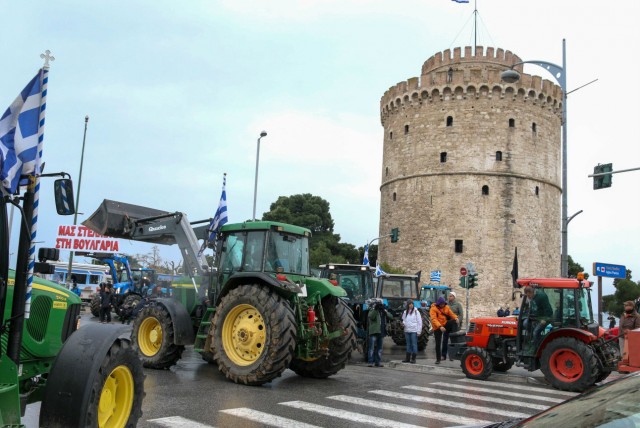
448, 276, 620, 392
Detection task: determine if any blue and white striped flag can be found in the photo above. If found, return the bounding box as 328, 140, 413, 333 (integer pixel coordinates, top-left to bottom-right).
452, 0, 470, 3
430, 270, 441, 283
375, 262, 387, 277
0, 69, 46, 194
362, 244, 370, 267
199, 173, 228, 256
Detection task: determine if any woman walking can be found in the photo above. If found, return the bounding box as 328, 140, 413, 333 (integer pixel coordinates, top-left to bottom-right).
401, 299, 422, 364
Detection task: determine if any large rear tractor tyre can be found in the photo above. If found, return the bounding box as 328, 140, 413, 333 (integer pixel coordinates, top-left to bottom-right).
91, 294, 102, 318
417, 311, 431, 351
131, 301, 184, 369
119, 294, 142, 317
40, 324, 145, 428
290, 296, 357, 378
211, 284, 297, 386
492, 357, 514, 372
540, 337, 600, 392
461, 347, 493, 380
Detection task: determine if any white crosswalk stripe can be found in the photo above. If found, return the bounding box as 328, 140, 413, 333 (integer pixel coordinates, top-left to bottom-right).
457, 378, 578, 397
220, 408, 323, 428
369, 389, 534, 419
429, 381, 565, 403
402, 385, 549, 410
147, 416, 216, 428
327, 395, 494, 426
279, 400, 424, 428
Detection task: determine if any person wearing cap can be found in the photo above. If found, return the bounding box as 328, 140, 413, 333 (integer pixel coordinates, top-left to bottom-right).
620, 300, 640, 355
443, 292, 463, 360
430, 296, 458, 364
401, 299, 423, 364
367, 299, 393, 367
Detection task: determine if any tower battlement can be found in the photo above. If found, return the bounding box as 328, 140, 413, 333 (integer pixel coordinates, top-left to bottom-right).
380, 46, 563, 123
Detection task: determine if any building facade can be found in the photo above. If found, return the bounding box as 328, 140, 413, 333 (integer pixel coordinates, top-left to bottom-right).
379, 46, 562, 317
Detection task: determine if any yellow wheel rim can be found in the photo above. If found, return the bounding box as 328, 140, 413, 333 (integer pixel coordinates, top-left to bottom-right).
138, 317, 162, 357
222, 304, 266, 366
98, 365, 134, 428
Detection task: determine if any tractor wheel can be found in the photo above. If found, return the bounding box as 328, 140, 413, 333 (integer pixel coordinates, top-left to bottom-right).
417, 311, 431, 351
211, 284, 297, 386
131, 301, 184, 369
391, 321, 406, 346
290, 296, 357, 378
91, 294, 102, 318
492, 357, 514, 372
540, 337, 600, 392
461, 347, 493, 380
122, 294, 141, 312
40, 324, 145, 428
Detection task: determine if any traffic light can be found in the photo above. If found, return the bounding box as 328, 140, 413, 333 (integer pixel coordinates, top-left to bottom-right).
390, 228, 399, 243
593, 163, 613, 190
468, 273, 478, 288
459, 276, 467, 289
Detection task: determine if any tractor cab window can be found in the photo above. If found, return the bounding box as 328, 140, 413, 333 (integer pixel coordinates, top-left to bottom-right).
420, 287, 449, 305
265, 231, 309, 276
336, 272, 372, 302
242, 231, 265, 272
220, 233, 245, 274
381, 278, 417, 299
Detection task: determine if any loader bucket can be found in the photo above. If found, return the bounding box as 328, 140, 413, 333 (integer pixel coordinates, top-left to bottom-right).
82, 199, 169, 239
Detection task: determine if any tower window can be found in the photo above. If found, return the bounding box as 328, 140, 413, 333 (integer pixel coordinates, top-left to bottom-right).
390, 131, 393, 140
446, 116, 453, 127
393, 192, 397, 202
532, 122, 537, 136
535, 186, 539, 196
455, 240, 463, 253
495, 151, 503, 161
385, 167, 389, 176
509, 118, 515, 128
482, 185, 489, 195
440, 152, 447, 163
404, 125, 409, 134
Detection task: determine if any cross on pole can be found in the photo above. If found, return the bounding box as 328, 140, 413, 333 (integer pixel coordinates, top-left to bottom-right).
40, 50, 55, 68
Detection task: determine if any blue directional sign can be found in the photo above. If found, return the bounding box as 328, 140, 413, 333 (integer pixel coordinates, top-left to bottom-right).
592, 262, 626, 279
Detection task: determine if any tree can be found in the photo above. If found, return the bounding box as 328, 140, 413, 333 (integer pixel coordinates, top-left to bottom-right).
262, 194, 360, 266
568, 255, 589, 279
603, 270, 640, 317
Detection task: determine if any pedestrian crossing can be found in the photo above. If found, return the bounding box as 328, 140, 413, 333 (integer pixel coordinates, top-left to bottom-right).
147, 376, 578, 428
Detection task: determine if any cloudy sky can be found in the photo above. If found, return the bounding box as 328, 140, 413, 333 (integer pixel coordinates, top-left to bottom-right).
3, 0, 639, 299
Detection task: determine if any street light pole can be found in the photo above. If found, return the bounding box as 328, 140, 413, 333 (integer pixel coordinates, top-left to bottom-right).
501, 39, 569, 276
65, 115, 89, 287
252, 130, 267, 221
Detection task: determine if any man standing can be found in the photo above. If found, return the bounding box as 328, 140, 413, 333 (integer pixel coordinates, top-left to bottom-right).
620, 300, 640, 355
367, 299, 393, 367
430, 297, 458, 364
443, 292, 463, 360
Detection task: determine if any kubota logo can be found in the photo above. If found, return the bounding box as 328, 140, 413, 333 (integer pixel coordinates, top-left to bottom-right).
148, 225, 167, 232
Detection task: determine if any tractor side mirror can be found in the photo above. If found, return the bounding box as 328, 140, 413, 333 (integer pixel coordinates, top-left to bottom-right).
53, 179, 75, 215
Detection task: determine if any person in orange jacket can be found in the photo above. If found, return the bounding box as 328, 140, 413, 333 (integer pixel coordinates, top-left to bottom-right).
430, 297, 459, 364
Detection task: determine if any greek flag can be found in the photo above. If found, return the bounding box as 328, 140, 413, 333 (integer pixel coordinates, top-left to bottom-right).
0, 69, 46, 194
452, 0, 469, 3
375, 262, 387, 277
362, 244, 370, 267
199, 174, 228, 255
430, 270, 441, 283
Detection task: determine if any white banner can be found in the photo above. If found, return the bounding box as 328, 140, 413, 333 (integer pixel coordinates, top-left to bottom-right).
55, 225, 120, 253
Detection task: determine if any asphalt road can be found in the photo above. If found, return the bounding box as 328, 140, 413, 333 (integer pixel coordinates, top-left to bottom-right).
23, 311, 574, 427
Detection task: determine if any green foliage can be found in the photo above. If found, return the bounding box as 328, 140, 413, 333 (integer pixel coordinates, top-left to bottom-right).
379, 262, 405, 275
568, 255, 589, 279
603, 270, 640, 316
262, 193, 360, 267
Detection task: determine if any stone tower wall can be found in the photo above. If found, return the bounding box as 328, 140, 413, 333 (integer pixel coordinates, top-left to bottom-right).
378, 46, 562, 318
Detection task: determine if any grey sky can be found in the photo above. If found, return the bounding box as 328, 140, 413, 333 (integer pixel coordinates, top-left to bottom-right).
3, 1, 639, 299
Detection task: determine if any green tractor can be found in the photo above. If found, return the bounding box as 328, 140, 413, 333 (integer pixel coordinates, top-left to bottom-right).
1, 180, 144, 427
83, 200, 357, 386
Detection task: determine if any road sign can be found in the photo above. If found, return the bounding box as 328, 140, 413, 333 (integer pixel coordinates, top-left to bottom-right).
592, 262, 626, 279
460, 267, 468, 276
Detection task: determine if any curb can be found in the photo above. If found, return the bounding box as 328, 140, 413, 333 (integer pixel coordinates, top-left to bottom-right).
384, 360, 549, 386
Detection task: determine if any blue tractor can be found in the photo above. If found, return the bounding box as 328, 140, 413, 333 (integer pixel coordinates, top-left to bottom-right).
419, 284, 451, 309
